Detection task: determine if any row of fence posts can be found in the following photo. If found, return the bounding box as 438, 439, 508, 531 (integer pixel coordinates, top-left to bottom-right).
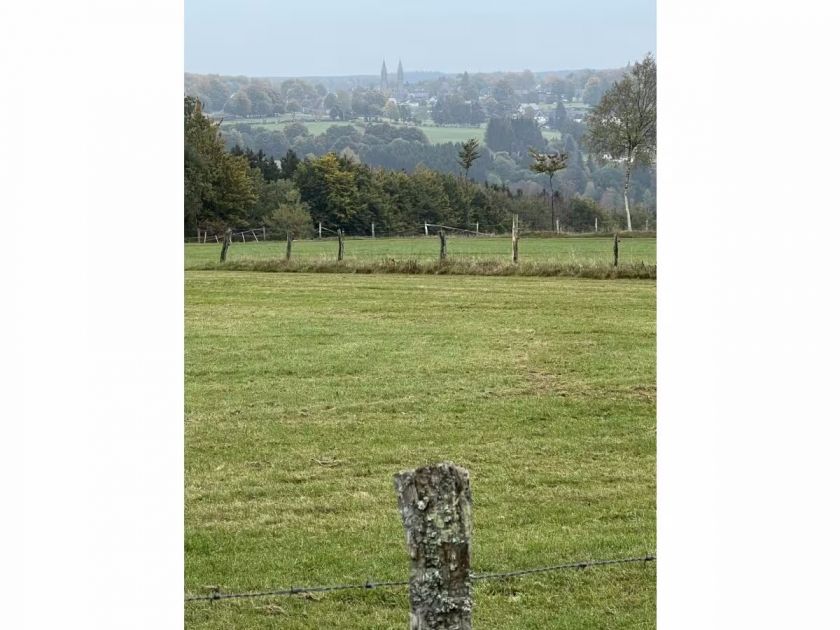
218, 220, 622, 266
207, 216, 643, 248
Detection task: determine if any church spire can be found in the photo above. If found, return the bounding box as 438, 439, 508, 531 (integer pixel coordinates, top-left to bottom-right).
380, 60, 389, 92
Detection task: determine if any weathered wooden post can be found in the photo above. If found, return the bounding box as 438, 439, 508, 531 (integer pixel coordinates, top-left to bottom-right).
439, 229, 447, 261
372, 222, 376, 238
197, 227, 201, 243
613, 233, 620, 267
394, 462, 472, 630
241, 231, 246, 243
203, 230, 207, 243
286, 232, 292, 261
475, 222, 479, 236
337, 229, 345, 261
512, 214, 520, 263
595, 217, 598, 233
318, 222, 322, 239
425, 221, 429, 237
219, 228, 232, 263
556, 218, 560, 234
262, 226, 267, 241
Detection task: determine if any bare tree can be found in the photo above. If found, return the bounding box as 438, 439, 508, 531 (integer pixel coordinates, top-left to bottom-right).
585, 54, 656, 232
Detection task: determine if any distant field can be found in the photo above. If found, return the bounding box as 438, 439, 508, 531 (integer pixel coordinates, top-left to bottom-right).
185, 271, 655, 629
185, 236, 655, 268
220, 118, 562, 146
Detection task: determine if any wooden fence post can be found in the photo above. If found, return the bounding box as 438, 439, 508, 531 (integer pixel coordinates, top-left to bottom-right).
219, 228, 232, 263
337, 229, 345, 261
394, 462, 472, 630
372, 222, 375, 238
425, 221, 429, 237
512, 214, 520, 263
439, 229, 447, 261
286, 232, 292, 261
595, 217, 598, 233
197, 227, 201, 243
319, 222, 322, 239
613, 233, 620, 267
262, 226, 266, 241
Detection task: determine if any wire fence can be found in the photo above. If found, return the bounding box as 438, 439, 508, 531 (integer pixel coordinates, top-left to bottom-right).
185, 554, 655, 603
186, 221, 656, 244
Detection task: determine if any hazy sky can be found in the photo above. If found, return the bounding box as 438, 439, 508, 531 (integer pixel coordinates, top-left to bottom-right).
185, 0, 655, 77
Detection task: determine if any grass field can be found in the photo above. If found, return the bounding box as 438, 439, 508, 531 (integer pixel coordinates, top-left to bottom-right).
185, 236, 655, 268
185, 272, 656, 629
220, 118, 562, 145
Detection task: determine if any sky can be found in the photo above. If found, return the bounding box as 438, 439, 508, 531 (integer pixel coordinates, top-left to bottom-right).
185, 0, 655, 77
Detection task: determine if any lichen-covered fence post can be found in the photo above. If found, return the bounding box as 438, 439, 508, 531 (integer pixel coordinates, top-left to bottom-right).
219, 228, 232, 263
439, 229, 448, 261
613, 233, 620, 267
286, 232, 293, 261
337, 229, 345, 261
394, 462, 472, 630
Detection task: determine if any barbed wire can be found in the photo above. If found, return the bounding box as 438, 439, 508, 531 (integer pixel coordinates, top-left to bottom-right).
185, 554, 655, 603
472, 555, 655, 582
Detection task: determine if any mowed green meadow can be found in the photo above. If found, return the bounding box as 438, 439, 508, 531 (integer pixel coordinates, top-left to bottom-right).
185, 271, 656, 629
185, 236, 656, 268
220, 118, 562, 145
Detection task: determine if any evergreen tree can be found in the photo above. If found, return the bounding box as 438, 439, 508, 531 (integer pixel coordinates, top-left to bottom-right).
280, 149, 301, 180
184, 96, 256, 233
457, 138, 481, 181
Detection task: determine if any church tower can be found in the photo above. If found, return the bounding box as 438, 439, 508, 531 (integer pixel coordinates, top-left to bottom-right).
380, 60, 389, 93
396, 59, 404, 98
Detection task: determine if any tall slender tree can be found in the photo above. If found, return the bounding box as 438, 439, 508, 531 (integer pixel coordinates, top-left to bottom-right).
528, 149, 568, 229
585, 54, 656, 231
457, 138, 481, 181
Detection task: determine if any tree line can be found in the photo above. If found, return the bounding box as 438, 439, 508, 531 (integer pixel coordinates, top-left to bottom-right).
217, 115, 655, 218
185, 96, 646, 238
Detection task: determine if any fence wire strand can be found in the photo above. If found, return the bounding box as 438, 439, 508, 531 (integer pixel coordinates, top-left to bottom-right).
185, 555, 655, 603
